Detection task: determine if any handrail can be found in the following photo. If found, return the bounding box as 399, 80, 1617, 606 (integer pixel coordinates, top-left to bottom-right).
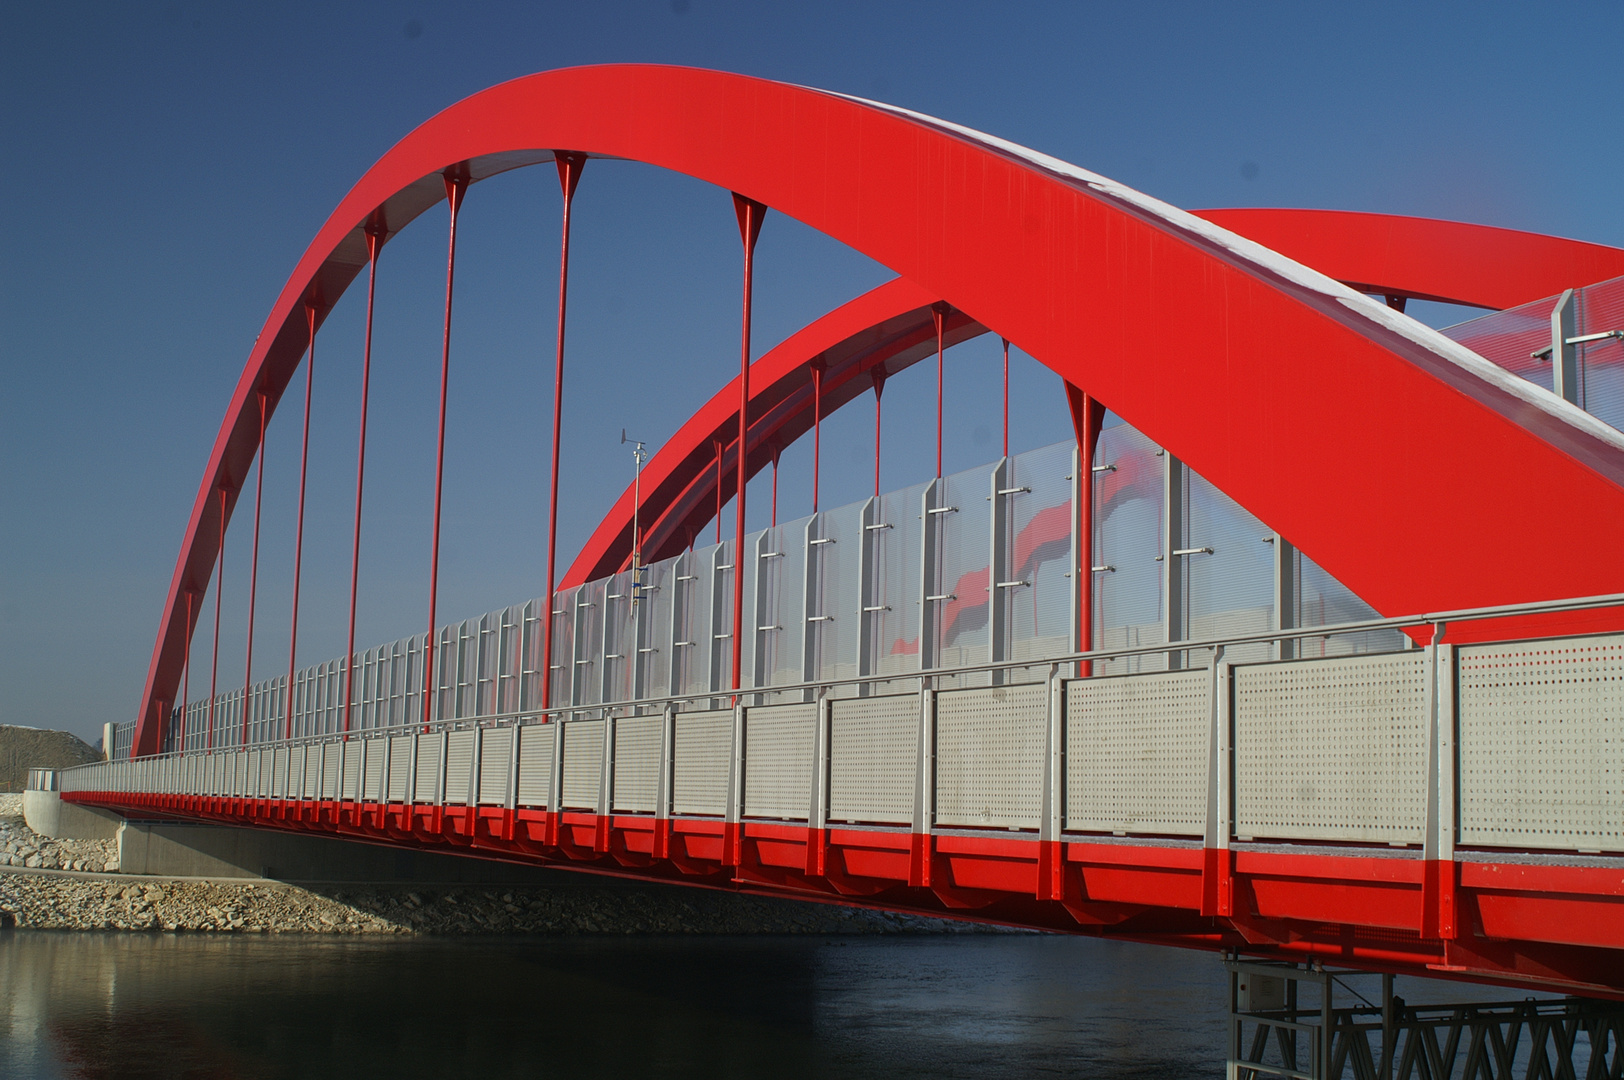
65, 587, 1624, 767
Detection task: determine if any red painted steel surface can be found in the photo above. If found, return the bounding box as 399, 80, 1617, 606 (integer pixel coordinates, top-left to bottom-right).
135, 65, 1624, 754
117, 66, 1624, 993
62, 787, 1624, 1000
1193, 208, 1624, 312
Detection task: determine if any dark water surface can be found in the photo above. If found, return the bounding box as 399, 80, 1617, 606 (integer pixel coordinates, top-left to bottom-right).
1, 930, 1233, 1079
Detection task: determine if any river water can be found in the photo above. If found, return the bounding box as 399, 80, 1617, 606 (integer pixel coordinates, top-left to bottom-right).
0, 930, 1541, 1079
1, 930, 1239, 1078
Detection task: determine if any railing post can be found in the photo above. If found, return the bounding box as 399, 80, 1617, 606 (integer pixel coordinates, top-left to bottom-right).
989, 459, 1010, 684
434, 729, 449, 808
1421, 624, 1457, 940
710, 542, 730, 704
1037, 665, 1065, 900
595, 713, 615, 853
724, 702, 746, 866
857, 495, 881, 693
546, 717, 564, 847
468, 726, 483, 840
1203, 649, 1233, 917
908, 685, 936, 887
1163, 451, 1185, 671
653, 703, 674, 859
916, 482, 942, 676
1552, 287, 1579, 405
405, 729, 419, 809
1272, 533, 1297, 660
805, 692, 831, 876
750, 528, 770, 700
800, 514, 820, 700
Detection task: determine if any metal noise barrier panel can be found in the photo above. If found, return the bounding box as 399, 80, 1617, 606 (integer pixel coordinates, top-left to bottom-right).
612, 715, 662, 813
363, 739, 385, 801
673, 709, 731, 817
561, 720, 604, 810
517, 725, 553, 808
322, 744, 342, 800
478, 729, 513, 806
272, 748, 287, 798
342, 744, 361, 801
1234, 651, 1428, 844
414, 738, 441, 804
936, 682, 1047, 830
1065, 669, 1209, 836
387, 736, 413, 802
828, 694, 916, 824
1458, 634, 1624, 851
445, 731, 475, 804
743, 703, 816, 820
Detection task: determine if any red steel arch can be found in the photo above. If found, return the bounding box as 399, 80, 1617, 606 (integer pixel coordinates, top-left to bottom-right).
565, 213, 1624, 588
135, 63, 1624, 755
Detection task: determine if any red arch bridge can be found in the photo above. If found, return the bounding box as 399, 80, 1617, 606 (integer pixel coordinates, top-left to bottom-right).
47, 66, 1624, 1005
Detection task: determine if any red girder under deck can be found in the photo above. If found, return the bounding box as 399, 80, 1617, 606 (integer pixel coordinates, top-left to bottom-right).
63, 788, 1624, 1001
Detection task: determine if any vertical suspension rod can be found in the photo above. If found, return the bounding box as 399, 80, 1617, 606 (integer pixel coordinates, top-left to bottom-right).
811, 360, 823, 514
180, 589, 193, 750
933, 302, 948, 478
1002, 338, 1010, 460
422, 171, 469, 727
242, 390, 267, 748
731, 194, 767, 697
872, 370, 886, 497
770, 445, 779, 527
714, 439, 724, 544
285, 301, 317, 739
341, 226, 385, 735
1077, 391, 1105, 677
207, 484, 225, 752
541, 153, 585, 712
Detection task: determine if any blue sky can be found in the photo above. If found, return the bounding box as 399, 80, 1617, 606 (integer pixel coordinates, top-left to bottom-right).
5, 1, 1623, 741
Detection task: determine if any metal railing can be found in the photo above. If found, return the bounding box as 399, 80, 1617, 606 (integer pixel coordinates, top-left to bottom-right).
66, 588, 1624, 861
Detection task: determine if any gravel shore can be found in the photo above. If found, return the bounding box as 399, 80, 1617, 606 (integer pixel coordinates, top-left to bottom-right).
0, 794, 991, 936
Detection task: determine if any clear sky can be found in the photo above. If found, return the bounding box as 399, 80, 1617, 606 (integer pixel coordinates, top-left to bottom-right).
6, 1, 1624, 742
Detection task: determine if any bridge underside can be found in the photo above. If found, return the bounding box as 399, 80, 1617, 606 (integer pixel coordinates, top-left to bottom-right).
61, 782, 1624, 1001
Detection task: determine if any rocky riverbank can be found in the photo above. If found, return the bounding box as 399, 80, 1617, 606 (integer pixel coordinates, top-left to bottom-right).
0, 872, 984, 935
0, 794, 996, 936
0, 796, 118, 872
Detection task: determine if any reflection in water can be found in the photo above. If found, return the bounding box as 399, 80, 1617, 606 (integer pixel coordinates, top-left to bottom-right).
1, 931, 1234, 1079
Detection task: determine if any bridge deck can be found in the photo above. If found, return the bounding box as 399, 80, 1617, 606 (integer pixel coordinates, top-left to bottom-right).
59, 620, 1624, 1001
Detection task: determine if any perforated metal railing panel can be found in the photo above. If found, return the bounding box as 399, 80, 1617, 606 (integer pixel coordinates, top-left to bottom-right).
387, 736, 412, 801
444, 731, 475, 804
414, 737, 441, 803
561, 720, 604, 810
743, 703, 815, 820
1234, 652, 1428, 844
272, 748, 287, 798
673, 709, 731, 816
828, 694, 916, 824
517, 725, 552, 807
363, 739, 385, 801
321, 743, 342, 800
341, 743, 361, 801
1458, 635, 1624, 851
1065, 669, 1209, 836
478, 729, 512, 805
612, 715, 661, 813
936, 682, 1046, 829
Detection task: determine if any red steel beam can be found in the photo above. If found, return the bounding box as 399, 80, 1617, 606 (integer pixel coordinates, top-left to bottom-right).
133, 66, 1624, 754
